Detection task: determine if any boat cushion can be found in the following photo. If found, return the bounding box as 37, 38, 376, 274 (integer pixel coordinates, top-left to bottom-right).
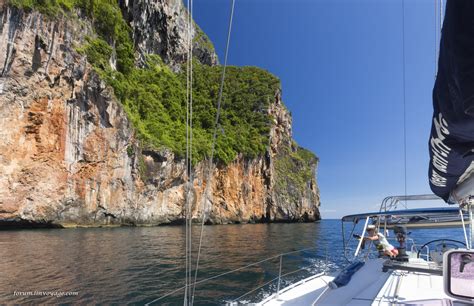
329, 261, 365, 288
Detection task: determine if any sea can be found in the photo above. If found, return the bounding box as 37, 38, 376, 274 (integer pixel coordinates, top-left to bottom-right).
0, 220, 466, 305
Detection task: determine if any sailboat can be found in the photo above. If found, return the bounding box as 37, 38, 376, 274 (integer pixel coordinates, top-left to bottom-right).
147, 0, 474, 304
255, 0, 474, 304
257, 195, 473, 305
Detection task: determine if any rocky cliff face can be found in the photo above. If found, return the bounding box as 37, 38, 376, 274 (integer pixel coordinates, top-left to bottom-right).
0, 1, 320, 228
119, 0, 218, 70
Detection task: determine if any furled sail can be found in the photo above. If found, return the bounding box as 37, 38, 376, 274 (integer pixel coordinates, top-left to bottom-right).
429, 0, 474, 203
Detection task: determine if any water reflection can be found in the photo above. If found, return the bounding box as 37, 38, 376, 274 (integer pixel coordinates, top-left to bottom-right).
0, 220, 461, 304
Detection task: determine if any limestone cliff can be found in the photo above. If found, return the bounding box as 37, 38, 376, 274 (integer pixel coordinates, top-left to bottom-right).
119, 0, 218, 70
0, 1, 320, 228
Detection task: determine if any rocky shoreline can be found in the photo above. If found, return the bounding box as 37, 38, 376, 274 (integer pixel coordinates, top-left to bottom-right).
0, 1, 321, 228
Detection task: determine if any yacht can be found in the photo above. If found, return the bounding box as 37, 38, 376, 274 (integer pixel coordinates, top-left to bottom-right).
259, 0, 474, 303
149, 0, 474, 304
257, 194, 474, 305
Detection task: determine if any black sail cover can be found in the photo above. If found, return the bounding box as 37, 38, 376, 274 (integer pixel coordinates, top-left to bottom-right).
429, 0, 474, 202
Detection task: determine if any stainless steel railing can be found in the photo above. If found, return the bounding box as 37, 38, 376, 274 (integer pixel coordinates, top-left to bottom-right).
145, 246, 331, 305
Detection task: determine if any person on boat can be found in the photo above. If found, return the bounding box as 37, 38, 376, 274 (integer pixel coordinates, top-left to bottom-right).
363, 225, 399, 258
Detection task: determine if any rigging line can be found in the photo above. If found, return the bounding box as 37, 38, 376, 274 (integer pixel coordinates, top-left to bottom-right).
184, 0, 193, 304
188, 0, 194, 303
189, 0, 194, 300
401, 0, 407, 209
436, 0, 445, 77
440, 0, 443, 33
190, 1, 236, 304
184, 1, 188, 304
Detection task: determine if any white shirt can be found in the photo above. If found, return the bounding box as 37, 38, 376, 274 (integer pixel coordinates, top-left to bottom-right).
375, 233, 394, 250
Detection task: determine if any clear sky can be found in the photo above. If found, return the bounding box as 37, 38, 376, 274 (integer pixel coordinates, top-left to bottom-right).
191, 0, 442, 218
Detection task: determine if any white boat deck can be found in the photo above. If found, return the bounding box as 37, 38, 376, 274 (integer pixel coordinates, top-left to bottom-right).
258, 273, 334, 306
316, 258, 389, 305
372, 259, 456, 305
259, 257, 470, 305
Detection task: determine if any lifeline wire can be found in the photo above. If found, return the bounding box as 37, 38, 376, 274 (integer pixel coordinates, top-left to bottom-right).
146, 247, 318, 305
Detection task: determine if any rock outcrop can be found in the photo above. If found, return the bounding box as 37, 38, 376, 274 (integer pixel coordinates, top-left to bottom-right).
119, 0, 218, 70
0, 1, 320, 228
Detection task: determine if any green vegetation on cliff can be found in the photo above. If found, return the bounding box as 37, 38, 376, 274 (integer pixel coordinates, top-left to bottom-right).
9, 0, 77, 15
72, 0, 279, 163
275, 145, 318, 194
8, 0, 286, 165
193, 24, 215, 54
105, 57, 279, 164
9, 0, 134, 72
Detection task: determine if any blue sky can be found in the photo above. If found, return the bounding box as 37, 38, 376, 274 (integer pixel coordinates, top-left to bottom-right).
192, 0, 442, 218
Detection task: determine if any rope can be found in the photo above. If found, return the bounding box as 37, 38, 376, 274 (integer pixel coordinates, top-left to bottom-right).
184, 0, 193, 304
440, 0, 443, 32
184, 0, 189, 302
435, 0, 444, 77
401, 0, 407, 209
188, 0, 194, 302
190, 0, 236, 304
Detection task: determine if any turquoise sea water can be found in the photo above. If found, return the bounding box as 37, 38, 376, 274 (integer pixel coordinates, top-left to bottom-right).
0, 220, 465, 304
